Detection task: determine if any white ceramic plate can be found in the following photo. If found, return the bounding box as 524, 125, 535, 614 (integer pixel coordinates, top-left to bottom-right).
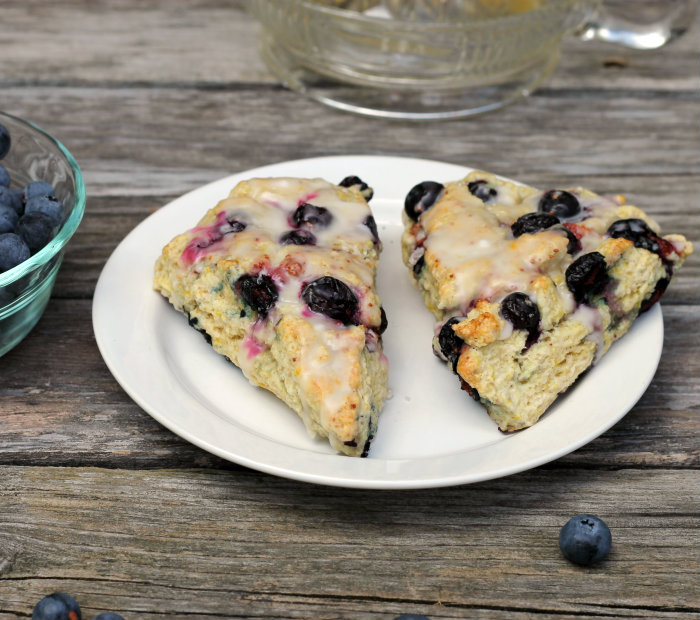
93, 156, 663, 489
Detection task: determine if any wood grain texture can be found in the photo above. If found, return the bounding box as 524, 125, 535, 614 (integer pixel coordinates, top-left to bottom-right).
0, 466, 698, 619
0, 0, 698, 617
0, 0, 698, 91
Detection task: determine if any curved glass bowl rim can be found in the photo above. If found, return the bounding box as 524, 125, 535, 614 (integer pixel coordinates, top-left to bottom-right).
0, 111, 86, 288
255, 0, 579, 30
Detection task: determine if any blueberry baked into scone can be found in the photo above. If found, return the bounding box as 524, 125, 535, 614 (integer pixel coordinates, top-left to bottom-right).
401, 171, 693, 432
154, 176, 388, 457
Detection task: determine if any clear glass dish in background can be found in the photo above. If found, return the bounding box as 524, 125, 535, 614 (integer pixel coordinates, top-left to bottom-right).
0, 111, 86, 357
248, 0, 697, 120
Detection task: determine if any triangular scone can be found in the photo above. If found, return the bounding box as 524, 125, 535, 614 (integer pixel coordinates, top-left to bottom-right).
402, 171, 693, 431
154, 176, 388, 456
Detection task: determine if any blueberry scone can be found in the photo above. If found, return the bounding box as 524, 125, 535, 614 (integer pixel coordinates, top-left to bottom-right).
401, 171, 693, 431
154, 176, 388, 456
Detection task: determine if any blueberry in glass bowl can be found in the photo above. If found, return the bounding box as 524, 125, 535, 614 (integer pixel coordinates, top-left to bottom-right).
0, 111, 86, 357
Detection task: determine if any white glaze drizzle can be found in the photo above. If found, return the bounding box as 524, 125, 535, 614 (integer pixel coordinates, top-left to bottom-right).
177, 177, 385, 434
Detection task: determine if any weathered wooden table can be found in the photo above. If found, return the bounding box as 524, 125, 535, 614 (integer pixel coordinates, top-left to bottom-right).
1, 2, 698, 618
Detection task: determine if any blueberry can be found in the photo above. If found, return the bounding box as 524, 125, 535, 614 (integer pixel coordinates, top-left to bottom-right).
0, 124, 10, 160
559, 514, 612, 566
301, 276, 358, 325
412, 253, 425, 276
339, 175, 374, 201
220, 218, 246, 235
394, 615, 431, 620
187, 313, 212, 344
438, 317, 464, 368
538, 189, 580, 220
234, 273, 279, 318
0, 204, 18, 233
640, 277, 669, 313
25, 195, 64, 227
0, 186, 25, 215
377, 306, 388, 335
18, 211, 54, 253
192, 230, 222, 250
0, 164, 10, 187
24, 180, 56, 202
291, 202, 332, 229
467, 179, 498, 202
565, 252, 609, 304
90, 614, 125, 620
459, 377, 480, 401
607, 218, 660, 254
280, 229, 316, 246
32, 592, 81, 620
404, 181, 444, 221
0, 232, 31, 272
500, 292, 540, 346
559, 225, 581, 255
363, 214, 380, 245
511, 212, 560, 237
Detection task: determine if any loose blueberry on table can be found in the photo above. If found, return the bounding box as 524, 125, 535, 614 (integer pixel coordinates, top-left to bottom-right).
32, 592, 125, 620
559, 514, 612, 566
32, 592, 81, 620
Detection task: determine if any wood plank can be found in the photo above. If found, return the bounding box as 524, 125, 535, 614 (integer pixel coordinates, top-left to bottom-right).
0, 466, 697, 619
1, 86, 698, 184
0, 0, 697, 92
0, 301, 696, 469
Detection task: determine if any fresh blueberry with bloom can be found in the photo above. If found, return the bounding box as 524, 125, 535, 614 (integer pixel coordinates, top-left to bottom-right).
0, 232, 31, 272
0, 164, 10, 187
18, 211, 54, 253
91, 613, 125, 620
0, 124, 10, 159
0, 204, 18, 233
0, 185, 25, 215
24, 195, 64, 228
32, 592, 81, 620
24, 179, 56, 202
394, 615, 431, 620
559, 514, 612, 565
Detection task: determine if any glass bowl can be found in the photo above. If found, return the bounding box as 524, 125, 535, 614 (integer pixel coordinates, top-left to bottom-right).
248, 0, 591, 119
0, 111, 86, 357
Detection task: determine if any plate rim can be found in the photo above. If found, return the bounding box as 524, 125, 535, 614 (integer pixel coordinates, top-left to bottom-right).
92, 154, 664, 489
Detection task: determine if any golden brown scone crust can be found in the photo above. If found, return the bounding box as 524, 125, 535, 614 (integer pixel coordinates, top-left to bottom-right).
154, 176, 388, 456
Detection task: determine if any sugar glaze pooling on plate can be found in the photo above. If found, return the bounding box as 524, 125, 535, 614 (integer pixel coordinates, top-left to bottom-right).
154, 175, 388, 457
